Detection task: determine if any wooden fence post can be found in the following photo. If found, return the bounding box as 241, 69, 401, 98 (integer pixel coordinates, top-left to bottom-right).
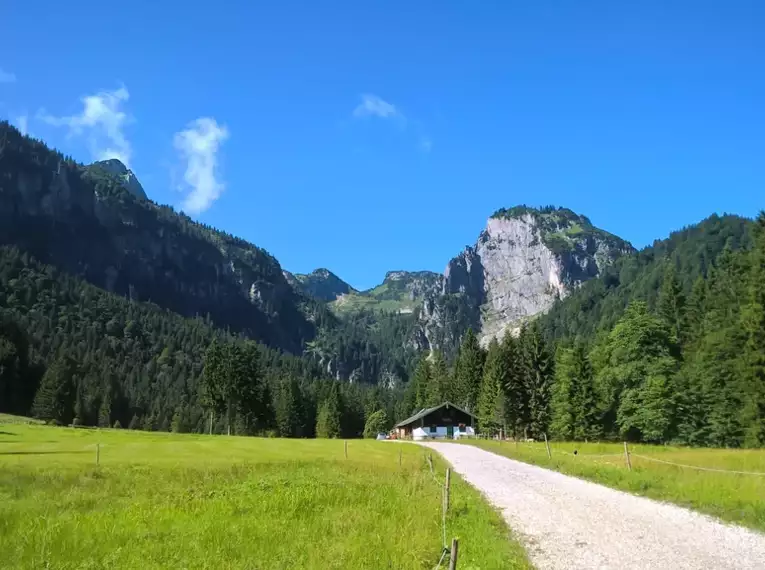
445, 468, 451, 512
96, 442, 100, 466
544, 433, 551, 459
209, 411, 213, 435
448, 538, 459, 570
624, 441, 632, 471
345, 440, 348, 459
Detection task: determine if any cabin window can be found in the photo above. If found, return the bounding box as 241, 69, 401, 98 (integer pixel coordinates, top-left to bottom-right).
430, 425, 437, 433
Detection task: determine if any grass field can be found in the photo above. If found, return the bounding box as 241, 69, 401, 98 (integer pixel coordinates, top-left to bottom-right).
0, 420, 530, 570
462, 439, 765, 532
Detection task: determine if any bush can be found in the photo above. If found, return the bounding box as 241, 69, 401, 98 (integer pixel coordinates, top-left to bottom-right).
113, 420, 122, 429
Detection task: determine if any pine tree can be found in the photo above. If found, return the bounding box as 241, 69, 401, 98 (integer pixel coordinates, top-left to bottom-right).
502, 332, 526, 439
453, 328, 485, 412
31, 355, 77, 425
315, 385, 342, 438
425, 351, 449, 406
658, 264, 686, 346
275, 375, 301, 437
98, 390, 112, 428
409, 357, 432, 412
521, 324, 554, 439
477, 338, 506, 435
741, 212, 765, 446
128, 414, 140, 430
550, 345, 576, 440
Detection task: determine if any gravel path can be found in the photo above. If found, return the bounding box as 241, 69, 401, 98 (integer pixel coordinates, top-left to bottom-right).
418, 442, 765, 570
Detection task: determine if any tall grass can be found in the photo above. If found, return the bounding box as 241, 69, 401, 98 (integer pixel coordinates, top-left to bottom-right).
462, 439, 765, 531
0, 423, 530, 569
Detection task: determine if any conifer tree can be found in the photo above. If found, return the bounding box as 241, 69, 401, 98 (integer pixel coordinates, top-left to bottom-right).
453, 328, 485, 412
425, 351, 449, 406
315, 384, 342, 438
742, 212, 765, 446
521, 324, 554, 439
477, 338, 507, 435
31, 355, 77, 425
502, 332, 526, 439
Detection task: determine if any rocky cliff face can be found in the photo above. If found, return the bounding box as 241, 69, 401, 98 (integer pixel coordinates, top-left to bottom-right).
0, 122, 313, 353
419, 207, 633, 351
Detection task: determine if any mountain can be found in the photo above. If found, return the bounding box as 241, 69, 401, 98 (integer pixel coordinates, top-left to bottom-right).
0, 122, 314, 353
416, 206, 634, 354
284, 268, 356, 302
331, 270, 443, 314
86, 159, 147, 200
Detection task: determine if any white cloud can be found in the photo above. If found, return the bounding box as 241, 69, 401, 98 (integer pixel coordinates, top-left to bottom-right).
0, 68, 16, 83
419, 136, 433, 153
353, 94, 402, 120
174, 117, 229, 215
15, 114, 28, 135
38, 86, 132, 166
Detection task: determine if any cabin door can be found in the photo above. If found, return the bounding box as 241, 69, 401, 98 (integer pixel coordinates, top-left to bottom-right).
446, 425, 454, 439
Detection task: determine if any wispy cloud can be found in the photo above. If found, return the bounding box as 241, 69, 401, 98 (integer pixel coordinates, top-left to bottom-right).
38, 86, 132, 166
353, 94, 402, 121
0, 68, 16, 83
174, 117, 229, 215
15, 114, 28, 136
419, 136, 433, 153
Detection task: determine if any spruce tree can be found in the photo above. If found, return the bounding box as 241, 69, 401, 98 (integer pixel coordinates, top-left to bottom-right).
502, 331, 527, 439
425, 351, 449, 406
31, 355, 77, 425
477, 338, 506, 435
521, 324, 554, 439
550, 345, 576, 440
363, 409, 388, 439
741, 212, 765, 446
315, 385, 342, 438
657, 264, 686, 347
453, 328, 485, 412
98, 390, 112, 428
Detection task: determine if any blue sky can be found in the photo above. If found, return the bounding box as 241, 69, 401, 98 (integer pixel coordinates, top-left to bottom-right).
1, 1, 763, 289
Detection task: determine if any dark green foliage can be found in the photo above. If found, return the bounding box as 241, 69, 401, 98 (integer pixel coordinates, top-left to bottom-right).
477, 338, 507, 435
520, 325, 554, 439
453, 328, 485, 412
31, 354, 77, 424
316, 385, 342, 438
363, 409, 388, 438
425, 351, 449, 407
550, 343, 599, 441
502, 333, 527, 438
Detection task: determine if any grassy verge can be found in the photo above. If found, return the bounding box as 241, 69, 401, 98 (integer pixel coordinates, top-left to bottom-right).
0, 423, 531, 569
461, 439, 765, 532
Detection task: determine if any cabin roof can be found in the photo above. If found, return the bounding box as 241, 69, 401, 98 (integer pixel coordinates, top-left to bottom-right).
394, 401, 476, 428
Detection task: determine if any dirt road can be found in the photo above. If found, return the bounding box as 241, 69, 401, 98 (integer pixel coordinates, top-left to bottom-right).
418, 442, 765, 570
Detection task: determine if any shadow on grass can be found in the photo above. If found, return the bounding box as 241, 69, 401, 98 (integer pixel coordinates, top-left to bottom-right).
0, 450, 90, 456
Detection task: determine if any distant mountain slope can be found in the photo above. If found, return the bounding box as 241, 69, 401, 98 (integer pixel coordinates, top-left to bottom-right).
284, 268, 356, 302
331, 270, 443, 314
0, 122, 314, 353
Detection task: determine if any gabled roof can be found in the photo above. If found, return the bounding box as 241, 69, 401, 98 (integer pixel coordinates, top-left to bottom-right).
394, 401, 476, 428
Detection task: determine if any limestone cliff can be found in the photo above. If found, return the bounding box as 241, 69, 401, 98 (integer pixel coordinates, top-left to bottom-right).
418, 206, 633, 352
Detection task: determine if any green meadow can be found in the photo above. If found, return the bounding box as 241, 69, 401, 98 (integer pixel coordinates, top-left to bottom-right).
463, 439, 765, 531
0, 419, 530, 570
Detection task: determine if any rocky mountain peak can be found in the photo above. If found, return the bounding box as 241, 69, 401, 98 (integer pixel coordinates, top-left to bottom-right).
419, 205, 634, 351
88, 159, 147, 200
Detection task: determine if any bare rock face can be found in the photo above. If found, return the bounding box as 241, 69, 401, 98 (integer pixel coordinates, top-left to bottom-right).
419, 207, 633, 351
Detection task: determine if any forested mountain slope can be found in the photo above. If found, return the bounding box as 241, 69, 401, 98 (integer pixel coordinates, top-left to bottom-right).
539, 213, 752, 341
0, 122, 314, 353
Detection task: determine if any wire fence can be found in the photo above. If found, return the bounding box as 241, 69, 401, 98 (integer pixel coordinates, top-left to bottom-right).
488, 438, 765, 477
424, 453, 457, 570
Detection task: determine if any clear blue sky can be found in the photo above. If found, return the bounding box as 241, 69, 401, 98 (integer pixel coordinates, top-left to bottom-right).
2, 1, 763, 289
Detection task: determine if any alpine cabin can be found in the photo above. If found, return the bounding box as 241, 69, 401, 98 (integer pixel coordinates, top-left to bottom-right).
394, 401, 476, 440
